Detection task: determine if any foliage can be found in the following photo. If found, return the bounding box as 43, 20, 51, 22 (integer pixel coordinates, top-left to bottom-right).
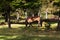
0, 0, 42, 12
11, 0, 41, 10
0, 0, 13, 12
53, 2, 60, 7
0, 0, 60, 12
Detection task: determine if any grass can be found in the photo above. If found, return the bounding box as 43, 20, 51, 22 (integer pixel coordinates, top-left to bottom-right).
0, 26, 59, 40
0, 35, 60, 40
0, 35, 59, 40
0, 19, 5, 22
0, 24, 60, 40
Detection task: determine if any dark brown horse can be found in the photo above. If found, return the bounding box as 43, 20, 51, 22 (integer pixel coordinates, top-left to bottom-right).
25, 16, 41, 27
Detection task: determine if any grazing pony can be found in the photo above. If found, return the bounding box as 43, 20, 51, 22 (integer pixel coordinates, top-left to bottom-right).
25, 16, 41, 27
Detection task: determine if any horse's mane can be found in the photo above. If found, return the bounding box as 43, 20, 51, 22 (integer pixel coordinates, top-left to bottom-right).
27, 16, 40, 20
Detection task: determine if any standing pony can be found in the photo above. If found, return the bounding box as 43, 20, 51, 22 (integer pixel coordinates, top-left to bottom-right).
25, 16, 41, 27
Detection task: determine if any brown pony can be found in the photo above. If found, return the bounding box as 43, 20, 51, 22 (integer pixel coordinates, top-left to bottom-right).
25, 16, 41, 27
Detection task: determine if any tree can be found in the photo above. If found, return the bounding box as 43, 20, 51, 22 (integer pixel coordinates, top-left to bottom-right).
0, 0, 13, 28
53, 1, 60, 31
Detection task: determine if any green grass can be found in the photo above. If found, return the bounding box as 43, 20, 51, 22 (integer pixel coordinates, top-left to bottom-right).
0, 27, 60, 40
0, 35, 60, 40
0, 19, 5, 22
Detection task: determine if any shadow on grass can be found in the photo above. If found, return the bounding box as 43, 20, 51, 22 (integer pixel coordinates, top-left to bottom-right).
13, 35, 60, 40
0, 35, 60, 40
0, 27, 60, 40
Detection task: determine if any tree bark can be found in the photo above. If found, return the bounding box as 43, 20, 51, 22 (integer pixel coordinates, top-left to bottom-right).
25, 11, 27, 18
16, 11, 20, 22
7, 12, 11, 28
7, 5, 11, 29
57, 19, 60, 31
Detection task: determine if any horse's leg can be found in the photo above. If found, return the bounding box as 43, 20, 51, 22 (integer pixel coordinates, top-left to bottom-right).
30, 23, 32, 27
40, 20, 42, 27
38, 21, 40, 27
26, 23, 27, 27
25, 20, 28, 27
29, 23, 32, 27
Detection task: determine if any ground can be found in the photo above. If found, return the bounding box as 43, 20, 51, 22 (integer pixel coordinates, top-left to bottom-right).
0, 24, 60, 40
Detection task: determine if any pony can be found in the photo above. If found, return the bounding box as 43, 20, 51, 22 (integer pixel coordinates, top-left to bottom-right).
25, 16, 41, 27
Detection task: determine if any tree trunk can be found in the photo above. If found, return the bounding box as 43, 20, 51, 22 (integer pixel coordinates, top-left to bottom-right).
4, 3, 11, 28
46, 13, 48, 19
25, 11, 27, 18
16, 11, 20, 22
7, 12, 11, 28
38, 10, 40, 16
56, 12, 60, 31
57, 19, 60, 31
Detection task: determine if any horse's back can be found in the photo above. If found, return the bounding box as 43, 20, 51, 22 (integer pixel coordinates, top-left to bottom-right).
26, 16, 40, 23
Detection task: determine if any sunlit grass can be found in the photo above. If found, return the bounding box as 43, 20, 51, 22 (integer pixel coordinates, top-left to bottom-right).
0, 26, 59, 40
0, 35, 60, 40
0, 19, 5, 22
50, 23, 58, 29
